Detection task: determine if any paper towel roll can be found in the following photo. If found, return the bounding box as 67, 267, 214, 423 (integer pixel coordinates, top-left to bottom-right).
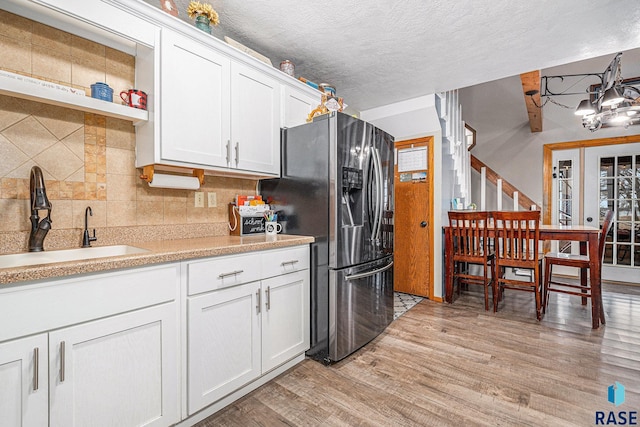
148, 173, 200, 190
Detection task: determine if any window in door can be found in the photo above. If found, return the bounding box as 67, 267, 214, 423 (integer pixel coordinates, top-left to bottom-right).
599, 154, 640, 267
556, 159, 574, 253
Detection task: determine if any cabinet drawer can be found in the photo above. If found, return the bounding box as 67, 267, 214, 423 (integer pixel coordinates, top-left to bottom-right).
187, 252, 261, 295
261, 246, 310, 279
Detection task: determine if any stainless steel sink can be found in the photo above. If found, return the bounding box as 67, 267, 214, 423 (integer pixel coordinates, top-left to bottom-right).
0, 245, 149, 269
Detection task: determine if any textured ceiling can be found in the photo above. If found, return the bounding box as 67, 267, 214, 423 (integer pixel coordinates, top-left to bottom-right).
149, 0, 640, 112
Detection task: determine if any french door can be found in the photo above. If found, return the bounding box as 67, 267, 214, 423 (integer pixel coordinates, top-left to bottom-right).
584, 143, 640, 282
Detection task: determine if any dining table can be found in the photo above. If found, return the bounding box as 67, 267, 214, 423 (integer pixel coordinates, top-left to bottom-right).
443, 223, 603, 329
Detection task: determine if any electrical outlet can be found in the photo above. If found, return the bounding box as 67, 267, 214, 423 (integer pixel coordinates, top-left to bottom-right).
194, 192, 204, 208
207, 192, 217, 208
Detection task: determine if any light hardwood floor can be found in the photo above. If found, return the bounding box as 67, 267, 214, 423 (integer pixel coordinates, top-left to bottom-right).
196, 282, 640, 426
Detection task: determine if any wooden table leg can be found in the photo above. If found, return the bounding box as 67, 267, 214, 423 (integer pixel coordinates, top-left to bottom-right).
579, 242, 588, 305
588, 233, 601, 329
444, 227, 453, 303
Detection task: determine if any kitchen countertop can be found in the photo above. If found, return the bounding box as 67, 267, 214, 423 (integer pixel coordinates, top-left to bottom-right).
0, 234, 314, 285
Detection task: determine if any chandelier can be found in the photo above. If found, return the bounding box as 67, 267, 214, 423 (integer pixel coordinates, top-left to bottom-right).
526, 53, 640, 132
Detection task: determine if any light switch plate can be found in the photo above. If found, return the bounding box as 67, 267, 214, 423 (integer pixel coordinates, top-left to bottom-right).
194, 192, 204, 208
208, 192, 217, 208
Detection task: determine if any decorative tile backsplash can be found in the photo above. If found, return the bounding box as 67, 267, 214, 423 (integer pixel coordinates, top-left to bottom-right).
0, 10, 256, 253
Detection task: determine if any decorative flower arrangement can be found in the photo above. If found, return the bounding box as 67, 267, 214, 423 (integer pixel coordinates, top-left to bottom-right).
187, 1, 219, 26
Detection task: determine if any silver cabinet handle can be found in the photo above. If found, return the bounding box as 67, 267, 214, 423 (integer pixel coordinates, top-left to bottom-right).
266, 286, 271, 310
235, 142, 239, 167
281, 260, 299, 267
33, 347, 39, 391
218, 270, 244, 279
59, 341, 66, 383
256, 289, 261, 313
226, 140, 231, 165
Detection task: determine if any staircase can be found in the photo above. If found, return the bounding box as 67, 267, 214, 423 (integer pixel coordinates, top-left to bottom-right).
470, 155, 538, 211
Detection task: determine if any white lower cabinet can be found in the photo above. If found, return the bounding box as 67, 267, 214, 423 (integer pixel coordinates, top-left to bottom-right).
49, 303, 178, 427
0, 264, 180, 427
0, 334, 48, 427
262, 270, 310, 372
0, 245, 310, 426
186, 246, 310, 416
187, 281, 261, 414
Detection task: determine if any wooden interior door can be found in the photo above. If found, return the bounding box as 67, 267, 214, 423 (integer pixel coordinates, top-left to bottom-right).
394, 137, 434, 297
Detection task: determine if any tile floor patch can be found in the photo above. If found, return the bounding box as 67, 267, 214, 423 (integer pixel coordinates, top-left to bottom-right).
394, 292, 424, 319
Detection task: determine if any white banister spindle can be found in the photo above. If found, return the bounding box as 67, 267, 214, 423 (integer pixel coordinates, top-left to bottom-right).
480, 167, 486, 210
497, 179, 503, 210
513, 191, 519, 211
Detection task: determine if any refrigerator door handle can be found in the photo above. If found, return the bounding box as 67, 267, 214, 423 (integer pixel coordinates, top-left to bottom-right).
344, 260, 393, 280
370, 147, 384, 242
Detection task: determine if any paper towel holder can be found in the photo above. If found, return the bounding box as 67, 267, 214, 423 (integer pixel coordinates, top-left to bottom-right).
140, 165, 205, 186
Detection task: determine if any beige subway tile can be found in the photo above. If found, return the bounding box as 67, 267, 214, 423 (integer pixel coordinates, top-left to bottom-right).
0, 198, 29, 232
85, 182, 97, 200
164, 198, 187, 224
0, 35, 31, 74
3, 116, 57, 158
85, 173, 97, 183
71, 34, 105, 62
34, 142, 84, 182
73, 182, 85, 199
106, 174, 137, 201
0, 134, 29, 178
32, 22, 72, 55
44, 180, 59, 199
136, 200, 164, 225
52, 199, 73, 229
106, 147, 135, 175
66, 167, 84, 183
34, 104, 83, 140
71, 57, 106, 92
16, 178, 29, 199
0, 94, 30, 132
73, 199, 106, 229
106, 118, 135, 150
96, 161, 107, 175
97, 182, 106, 201
1, 177, 17, 199
0, 10, 33, 42
61, 127, 85, 160
59, 181, 74, 199
106, 200, 136, 226
136, 180, 164, 202
32, 45, 72, 85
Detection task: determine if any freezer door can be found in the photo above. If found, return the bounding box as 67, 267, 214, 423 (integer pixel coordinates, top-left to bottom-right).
328, 256, 394, 362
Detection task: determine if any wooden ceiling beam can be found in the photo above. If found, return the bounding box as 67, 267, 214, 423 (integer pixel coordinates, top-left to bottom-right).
520, 71, 542, 133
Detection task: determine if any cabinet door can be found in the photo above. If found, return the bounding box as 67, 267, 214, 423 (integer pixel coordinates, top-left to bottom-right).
0, 334, 48, 427
49, 303, 178, 427
282, 85, 320, 128
160, 29, 231, 168
262, 270, 310, 372
187, 281, 261, 415
231, 62, 281, 176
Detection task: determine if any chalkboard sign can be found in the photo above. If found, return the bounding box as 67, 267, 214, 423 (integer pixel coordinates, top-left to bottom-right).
240, 216, 265, 235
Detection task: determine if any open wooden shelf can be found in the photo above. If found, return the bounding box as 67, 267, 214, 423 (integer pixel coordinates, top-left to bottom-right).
0, 76, 148, 125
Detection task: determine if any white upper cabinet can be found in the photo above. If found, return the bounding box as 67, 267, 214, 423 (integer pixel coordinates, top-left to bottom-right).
137, 28, 282, 177
282, 85, 321, 129
231, 62, 281, 175
158, 30, 231, 168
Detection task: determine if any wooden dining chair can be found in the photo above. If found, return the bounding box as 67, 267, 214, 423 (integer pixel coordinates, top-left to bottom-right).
447, 211, 495, 311
542, 210, 614, 325
493, 210, 542, 320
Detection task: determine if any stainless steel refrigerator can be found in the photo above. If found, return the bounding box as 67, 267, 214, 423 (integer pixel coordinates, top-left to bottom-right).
260, 112, 394, 364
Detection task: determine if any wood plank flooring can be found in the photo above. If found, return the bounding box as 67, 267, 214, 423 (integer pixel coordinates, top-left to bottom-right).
195, 282, 640, 426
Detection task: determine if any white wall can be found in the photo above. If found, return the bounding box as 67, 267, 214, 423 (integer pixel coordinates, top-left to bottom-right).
460, 49, 640, 208
360, 95, 445, 299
